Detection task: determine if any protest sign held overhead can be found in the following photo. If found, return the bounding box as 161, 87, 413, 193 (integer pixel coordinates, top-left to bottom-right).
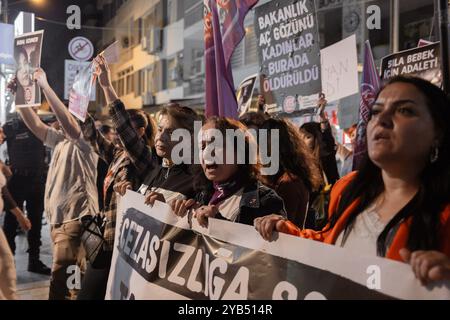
68, 62, 95, 122
381, 42, 442, 87
105, 191, 450, 300
68, 41, 119, 121
236, 74, 258, 116
64, 60, 96, 101
14, 30, 44, 108
254, 0, 321, 116
320, 35, 359, 103
100, 40, 120, 64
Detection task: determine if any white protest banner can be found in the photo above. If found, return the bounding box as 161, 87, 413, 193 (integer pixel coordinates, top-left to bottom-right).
380, 42, 441, 87
64, 60, 96, 101
105, 191, 450, 300
14, 30, 44, 108
320, 34, 359, 103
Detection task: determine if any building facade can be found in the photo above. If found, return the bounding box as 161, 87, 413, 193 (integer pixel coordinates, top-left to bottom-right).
95, 0, 438, 117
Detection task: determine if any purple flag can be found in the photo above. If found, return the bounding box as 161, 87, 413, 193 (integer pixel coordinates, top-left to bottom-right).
204, 0, 258, 118
352, 40, 381, 170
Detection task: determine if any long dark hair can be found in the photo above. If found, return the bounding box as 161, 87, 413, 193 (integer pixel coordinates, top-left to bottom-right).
259, 118, 322, 192
127, 109, 156, 148
330, 76, 450, 256
193, 117, 260, 194
300, 122, 322, 159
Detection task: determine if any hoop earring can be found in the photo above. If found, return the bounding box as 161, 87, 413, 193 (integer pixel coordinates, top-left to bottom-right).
430, 147, 439, 163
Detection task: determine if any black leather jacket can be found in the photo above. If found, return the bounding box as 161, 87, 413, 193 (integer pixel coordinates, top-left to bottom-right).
196, 181, 286, 226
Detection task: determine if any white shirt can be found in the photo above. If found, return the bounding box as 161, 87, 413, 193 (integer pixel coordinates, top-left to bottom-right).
335, 207, 387, 256
44, 128, 99, 225
216, 188, 244, 222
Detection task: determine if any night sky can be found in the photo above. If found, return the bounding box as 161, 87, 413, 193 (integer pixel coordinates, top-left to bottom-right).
7, 0, 102, 99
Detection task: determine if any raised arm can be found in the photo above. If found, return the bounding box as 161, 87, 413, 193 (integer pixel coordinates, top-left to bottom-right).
317, 95, 329, 132
94, 55, 119, 105
79, 114, 115, 164
94, 55, 155, 174
7, 77, 48, 142
33, 68, 81, 140
17, 108, 49, 142
109, 100, 155, 174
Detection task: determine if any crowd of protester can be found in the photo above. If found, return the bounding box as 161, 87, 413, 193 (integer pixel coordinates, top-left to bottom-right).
0, 54, 449, 300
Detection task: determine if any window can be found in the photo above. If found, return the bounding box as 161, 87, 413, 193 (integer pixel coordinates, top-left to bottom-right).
231, 41, 244, 69
166, 53, 183, 89
142, 3, 165, 52
191, 48, 204, 76
138, 69, 146, 95
317, 4, 343, 48
131, 18, 141, 47
145, 62, 163, 94
244, 25, 257, 65
126, 74, 133, 94
184, 1, 202, 28
116, 67, 134, 97
399, 0, 434, 50
184, 0, 199, 12
118, 78, 124, 96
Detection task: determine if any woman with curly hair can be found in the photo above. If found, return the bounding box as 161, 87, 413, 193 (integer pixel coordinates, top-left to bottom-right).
170, 117, 286, 227
259, 118, 323, 228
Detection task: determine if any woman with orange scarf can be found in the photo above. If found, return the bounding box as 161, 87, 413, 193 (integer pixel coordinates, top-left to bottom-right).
255, 76, 450, 286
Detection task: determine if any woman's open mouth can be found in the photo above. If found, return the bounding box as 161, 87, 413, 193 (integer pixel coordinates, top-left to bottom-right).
205, 164, 218, 171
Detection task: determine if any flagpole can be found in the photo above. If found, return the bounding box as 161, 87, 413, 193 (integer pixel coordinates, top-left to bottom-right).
436, 0, 450, 93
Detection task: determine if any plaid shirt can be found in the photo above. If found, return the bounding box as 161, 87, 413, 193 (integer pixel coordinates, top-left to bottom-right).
108, 99, 156, 175
79, 115, 137, 251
